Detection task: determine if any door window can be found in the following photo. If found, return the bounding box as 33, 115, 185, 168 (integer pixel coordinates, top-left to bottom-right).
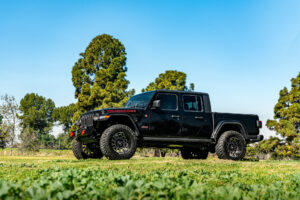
156, 94, 178, 110
183, 95, 203, 112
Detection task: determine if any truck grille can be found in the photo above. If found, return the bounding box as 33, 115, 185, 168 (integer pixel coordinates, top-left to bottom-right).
81, 114, 94, 127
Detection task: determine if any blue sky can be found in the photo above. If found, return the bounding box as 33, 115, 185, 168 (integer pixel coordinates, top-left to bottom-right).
0, 0, 300, 137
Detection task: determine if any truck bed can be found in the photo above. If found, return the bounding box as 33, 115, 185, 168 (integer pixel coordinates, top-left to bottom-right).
213, 112, 260, 136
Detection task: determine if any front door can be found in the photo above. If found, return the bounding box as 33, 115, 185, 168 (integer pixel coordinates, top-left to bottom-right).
147, 93, 181, 137
181, 94, 212, 138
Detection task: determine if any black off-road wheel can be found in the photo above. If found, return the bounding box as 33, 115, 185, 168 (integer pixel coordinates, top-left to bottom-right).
72, 140, 103, 160
215, 131, 246, 160
180, 148, 209, 159
100, 124, 137, 160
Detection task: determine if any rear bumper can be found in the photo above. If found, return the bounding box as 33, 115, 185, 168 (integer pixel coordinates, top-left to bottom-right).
247, 135, 264, 143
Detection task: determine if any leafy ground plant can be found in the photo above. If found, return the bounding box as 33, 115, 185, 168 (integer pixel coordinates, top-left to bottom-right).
0, 153, 299, 199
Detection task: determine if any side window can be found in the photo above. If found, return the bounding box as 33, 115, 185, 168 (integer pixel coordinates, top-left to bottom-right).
156, 94, 177, 110
183, 95, 203, 112
183, 95, 198, 111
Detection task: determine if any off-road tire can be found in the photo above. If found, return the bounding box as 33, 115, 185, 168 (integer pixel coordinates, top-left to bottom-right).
215, 130, 246, 160
100, 124, 137, 160
72, 140, 103, 160
180, 148, 209, 159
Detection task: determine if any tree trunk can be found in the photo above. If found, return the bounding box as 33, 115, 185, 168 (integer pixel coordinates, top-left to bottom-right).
154, 148, 160, 157
10, 110, 15, 156
10, 143, 12, 156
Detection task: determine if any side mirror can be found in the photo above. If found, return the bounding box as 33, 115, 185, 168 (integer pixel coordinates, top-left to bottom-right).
152, 100, 161, 109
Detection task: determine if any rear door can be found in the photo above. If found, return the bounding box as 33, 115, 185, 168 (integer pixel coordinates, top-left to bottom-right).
181, 94, 212, 138
147, 92, 181, 137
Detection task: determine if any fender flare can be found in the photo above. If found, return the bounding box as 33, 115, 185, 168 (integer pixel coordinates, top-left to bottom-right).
107, 114, 141, 137
211, 121, 248, 140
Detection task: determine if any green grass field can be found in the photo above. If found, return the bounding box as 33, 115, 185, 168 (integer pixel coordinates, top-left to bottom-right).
0, 149, 299, 199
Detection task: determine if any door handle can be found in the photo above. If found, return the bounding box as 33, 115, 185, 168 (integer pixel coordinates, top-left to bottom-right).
195, 116, 204, 120
171, 115, 180, 119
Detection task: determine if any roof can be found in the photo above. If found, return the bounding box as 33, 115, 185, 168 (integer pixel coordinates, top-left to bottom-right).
152, 89, 209, 96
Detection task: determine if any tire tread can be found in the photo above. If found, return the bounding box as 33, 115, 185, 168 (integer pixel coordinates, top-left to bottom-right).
72, 140, 86, 159
100, 124, 137, 160
215, 130, 246, 160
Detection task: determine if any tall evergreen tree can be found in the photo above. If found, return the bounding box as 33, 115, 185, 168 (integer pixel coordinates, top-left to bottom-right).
266, 72, 300, 143
142, 70, 194, 92
72, 34, 134, 125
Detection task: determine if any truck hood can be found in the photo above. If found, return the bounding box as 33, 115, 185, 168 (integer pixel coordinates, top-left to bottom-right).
77, 108, 144, 127
83, 108, 144, 115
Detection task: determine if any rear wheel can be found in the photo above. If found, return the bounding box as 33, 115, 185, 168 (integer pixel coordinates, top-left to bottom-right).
72, 140, 103, 159
100, 124, 137, 160
180, 148, 209, 159
215, 131, 246, 160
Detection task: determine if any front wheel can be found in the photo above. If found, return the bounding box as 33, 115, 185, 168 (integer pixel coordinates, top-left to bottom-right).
100, 124, 137, 160
215, 131, 246, 160
72, 140, 103, 159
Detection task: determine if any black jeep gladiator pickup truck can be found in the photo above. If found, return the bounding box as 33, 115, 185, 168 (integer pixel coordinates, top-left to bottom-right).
70, 90, 263, 161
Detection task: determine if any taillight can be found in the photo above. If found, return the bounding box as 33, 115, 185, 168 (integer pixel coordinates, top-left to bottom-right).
257, 120, 262, 128
69, 131, 74, 137
81, 129, 86, 135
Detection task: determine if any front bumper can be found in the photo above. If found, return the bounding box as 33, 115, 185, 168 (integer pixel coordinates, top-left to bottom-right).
70, 128, 89, 138
247, 135, 264, 143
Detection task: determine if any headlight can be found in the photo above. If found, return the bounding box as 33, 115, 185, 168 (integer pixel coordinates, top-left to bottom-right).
93, 115, 110, 121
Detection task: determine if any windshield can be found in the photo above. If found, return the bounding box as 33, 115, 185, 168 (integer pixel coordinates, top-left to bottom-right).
124, 91, 155, 108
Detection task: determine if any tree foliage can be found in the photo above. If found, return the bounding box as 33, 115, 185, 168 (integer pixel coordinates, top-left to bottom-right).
71, 34, 134, 126
18, 93, 55, 136
52, 103, 76, 149
56, 132, 72, 149
0, 94, 19, 153
246, 136, 281, 159
40, 133, 57, 149
247, 136, 300, 159
19, 127, 39, 151
266, 72, 300, 143
52, 103, 76, 134
254, 136, 281, 154
251, 72, 300, 159
274, 142, 300, 158
142, 70, 194, 92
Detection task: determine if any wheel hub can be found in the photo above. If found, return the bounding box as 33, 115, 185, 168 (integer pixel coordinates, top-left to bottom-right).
226, 137, 242, 158
111, 132, 130, 153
